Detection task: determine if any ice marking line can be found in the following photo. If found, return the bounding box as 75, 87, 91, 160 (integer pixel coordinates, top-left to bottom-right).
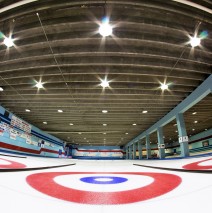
80, 176, 128, 184
94, 178, 113, 181
0, 158, 26, 169
133, 164, 212, 173
0, 153, 27, 158
182, 158, 212, 170
26, 172, 181, 204
0, 163, 76, 172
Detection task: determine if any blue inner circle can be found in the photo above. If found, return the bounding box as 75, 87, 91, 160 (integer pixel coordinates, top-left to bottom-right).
80, 176, 128, 184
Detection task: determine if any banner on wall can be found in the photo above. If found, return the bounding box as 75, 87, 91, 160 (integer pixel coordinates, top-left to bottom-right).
0, 122, 10, 132
10, 129, 18, 140
73, 149, 123, 158
11, 115, 31, 133
25, 133, 32, 144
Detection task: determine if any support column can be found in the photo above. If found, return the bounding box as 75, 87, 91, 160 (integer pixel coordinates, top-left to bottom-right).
138, 141, 142, 160
129, 145, 133, 159
157, 127, 165, 159
128, 146, 131, 159
128, 146, 130, 159
176, 113, 189, 157
133, 143, 136, 159
126, 146, 128, 159
146, 135, 151, 159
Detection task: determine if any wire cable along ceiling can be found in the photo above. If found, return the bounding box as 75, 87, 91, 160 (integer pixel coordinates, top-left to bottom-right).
0, 0, 211, 146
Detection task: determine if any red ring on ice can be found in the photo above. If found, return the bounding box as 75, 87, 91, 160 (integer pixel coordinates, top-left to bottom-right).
183, 158, 212, 170
26, 172, 181, 204
0, 157, 26, 169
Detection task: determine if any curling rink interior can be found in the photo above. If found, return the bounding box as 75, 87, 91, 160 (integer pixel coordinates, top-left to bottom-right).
0, 1, 211, 213
0, 152, 211, 213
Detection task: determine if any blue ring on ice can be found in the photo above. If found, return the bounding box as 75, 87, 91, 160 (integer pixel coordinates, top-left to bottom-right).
80, 176, 128, 184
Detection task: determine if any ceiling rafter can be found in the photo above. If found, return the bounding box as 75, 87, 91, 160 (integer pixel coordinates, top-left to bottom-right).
0, 0, 211, 146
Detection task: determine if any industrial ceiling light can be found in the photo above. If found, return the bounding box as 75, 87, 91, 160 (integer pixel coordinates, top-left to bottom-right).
25, 109, 31, 112
0, 87, 4, 91
98, 0, 112, 37
99, 17, 113, 37
160, 83, 168, 90
190, 36, 201, 47
102, 110, 108, 113
3, 36, 14, 47
35, 81, 44, 89
58, 109, 63, 113
142, 110, 148, 114
100, 79, 109, 88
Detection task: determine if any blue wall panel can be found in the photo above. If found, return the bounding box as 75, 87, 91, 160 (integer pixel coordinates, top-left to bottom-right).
0, 106, 65, 157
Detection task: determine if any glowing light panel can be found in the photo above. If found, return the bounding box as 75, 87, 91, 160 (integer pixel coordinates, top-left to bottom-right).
99, 17, 112, 37
35, 81, 44, 89
3, 37, 14, 47
100, 79, 109, 88
190, 36, 201, 47
160, 83, 168, 90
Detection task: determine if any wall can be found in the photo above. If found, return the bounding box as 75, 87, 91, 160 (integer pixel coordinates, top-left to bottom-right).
134, 144, 159, 159
72, 145, 124, 159
166, 129, 212, 155
0, 106, 65, 157
132, 129, 212, 158
189, 129, 212, 148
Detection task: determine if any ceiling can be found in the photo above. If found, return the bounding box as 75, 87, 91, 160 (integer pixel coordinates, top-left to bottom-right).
0, 0, 211, 147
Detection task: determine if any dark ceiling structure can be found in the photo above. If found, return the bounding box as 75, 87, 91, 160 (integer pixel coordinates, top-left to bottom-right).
0, 0, 211, 147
